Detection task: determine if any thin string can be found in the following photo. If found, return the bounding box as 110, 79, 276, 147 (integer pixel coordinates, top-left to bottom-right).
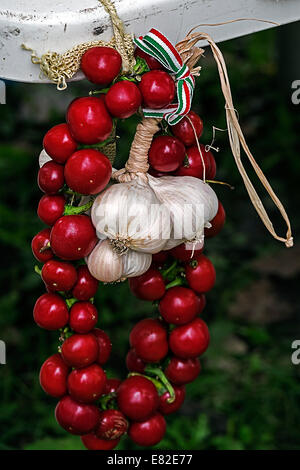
206, 125, 229, 153
177, 27, 293, 248
21, 0, 135, 90
187, 18, 279, 35
186, 115, 206, 182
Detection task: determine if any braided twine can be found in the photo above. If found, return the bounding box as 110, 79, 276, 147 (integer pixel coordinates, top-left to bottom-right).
22, 0, 135, 90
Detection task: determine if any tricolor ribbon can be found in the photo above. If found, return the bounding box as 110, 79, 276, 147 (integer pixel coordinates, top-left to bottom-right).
134, 29, 195, 125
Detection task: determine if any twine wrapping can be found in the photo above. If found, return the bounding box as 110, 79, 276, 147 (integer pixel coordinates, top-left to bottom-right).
21, 0, 135, 90
112, 118, 161, 183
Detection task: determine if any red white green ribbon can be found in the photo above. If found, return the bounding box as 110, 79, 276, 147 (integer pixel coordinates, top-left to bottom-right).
134, 28, 195, 125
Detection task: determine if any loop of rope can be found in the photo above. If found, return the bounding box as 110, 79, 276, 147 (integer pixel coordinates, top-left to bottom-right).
21, 0, 135, 90
177, 24, 293, 248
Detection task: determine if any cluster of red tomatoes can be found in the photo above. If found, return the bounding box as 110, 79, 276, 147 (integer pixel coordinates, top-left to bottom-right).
31, 44, 225, 449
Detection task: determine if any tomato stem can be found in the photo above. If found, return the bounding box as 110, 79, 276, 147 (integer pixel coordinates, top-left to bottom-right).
88, 88, 110, 96
161, 260, 178, 280
165, 278, 184, 289
64, 199, 94, 216
65, 298, 77, 309
98, 392, 118, 410
133, 57, 150, 75
78, 137, 116, 150
39, 242, 51, 253
128, 372, 167, 396
144, 366, 176, 403
206, 179, 235, 190
34, 265, 42, 276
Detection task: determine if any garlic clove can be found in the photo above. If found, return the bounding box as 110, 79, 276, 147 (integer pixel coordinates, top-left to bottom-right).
184, 238, 204, 252
39, 149, 52, 168
122, 249, 152, 278
163, 237, 184, 251
86, 239, 123, 283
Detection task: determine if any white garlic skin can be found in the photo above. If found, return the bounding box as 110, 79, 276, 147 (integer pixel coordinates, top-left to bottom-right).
148, 174, 218, 243
122, 249, 152, 278
163, 237, 185, 251
87, 239, 123, 283
91, 177, 169, 254
86, 239, 152, 283
39, 149, 52, 168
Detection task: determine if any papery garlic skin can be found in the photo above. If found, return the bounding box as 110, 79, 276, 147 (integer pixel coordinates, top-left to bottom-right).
163, 238, 184, 250
87, 239, 123, 283
184, 239, 204, 251
91, 176, 170, 254
86, 239, 152, 283
39, 149, 52, 168
122, 249, 152, 278
148, 174, 218, 244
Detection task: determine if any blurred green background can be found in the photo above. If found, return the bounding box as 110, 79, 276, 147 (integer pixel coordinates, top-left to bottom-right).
0, 23, 300, 451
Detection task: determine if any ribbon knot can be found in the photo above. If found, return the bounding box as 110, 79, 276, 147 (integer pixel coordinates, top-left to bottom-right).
175, 64, 190, 80
134, 28, 195, 125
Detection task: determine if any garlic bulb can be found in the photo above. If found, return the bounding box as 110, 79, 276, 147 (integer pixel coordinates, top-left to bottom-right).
148, 174, 218, 245
91, 176, 170, 254
87, 239, 152, 283
39, 149, 52, 167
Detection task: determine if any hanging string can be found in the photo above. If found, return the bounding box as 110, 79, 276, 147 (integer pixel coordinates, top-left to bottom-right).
21, 0, 135, 90
176, 23, 293, 248
186, 114, 206, 182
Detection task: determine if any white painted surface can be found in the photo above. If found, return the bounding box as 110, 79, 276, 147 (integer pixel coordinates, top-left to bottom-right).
0, 0, 300, 83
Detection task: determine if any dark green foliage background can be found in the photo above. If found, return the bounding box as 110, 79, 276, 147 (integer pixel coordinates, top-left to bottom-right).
0, 25, 300, 450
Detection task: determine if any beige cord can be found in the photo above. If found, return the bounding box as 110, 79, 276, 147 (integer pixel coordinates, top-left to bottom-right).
186, 114, 206, 182
112, 118, 161, 183
21, 0, 135, 90
177, 28, 293, 248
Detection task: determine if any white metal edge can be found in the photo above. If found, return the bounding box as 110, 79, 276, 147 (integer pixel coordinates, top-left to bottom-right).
0, 0, 300, 83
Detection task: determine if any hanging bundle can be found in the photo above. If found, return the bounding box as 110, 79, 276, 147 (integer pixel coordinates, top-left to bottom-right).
89, 116, 218, 282
27, 0, 294, 452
